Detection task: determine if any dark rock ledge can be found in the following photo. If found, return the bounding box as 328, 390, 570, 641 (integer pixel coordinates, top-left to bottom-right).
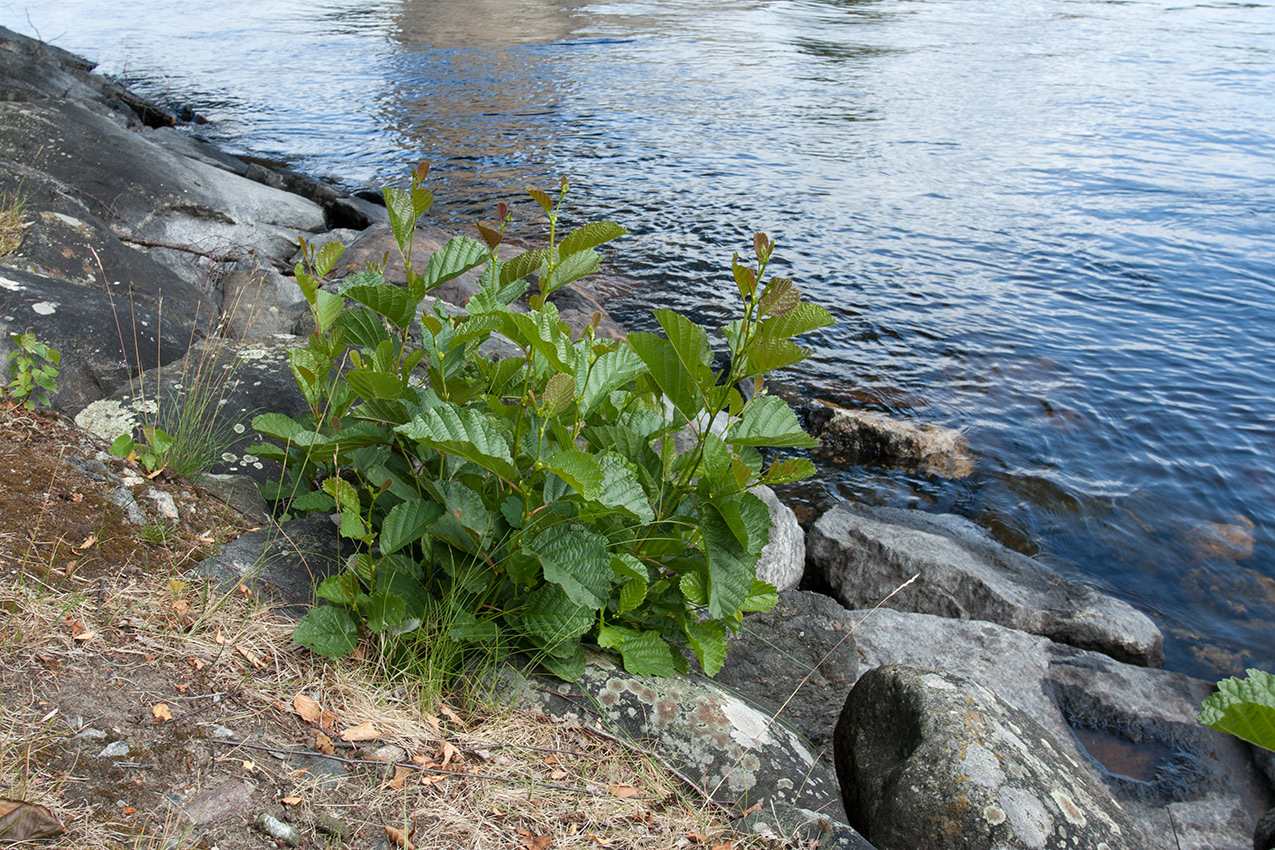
4, 25, 1269, 850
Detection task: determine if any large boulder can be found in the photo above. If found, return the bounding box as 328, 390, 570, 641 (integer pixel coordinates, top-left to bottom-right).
836, 665, 1148, 850
848, 607, 1272, 850
0, 100, 327, 261
807, 404, 974, 479
752, 485, 804, 591
0, 266, 192, 409
517, 652, 848, 824
713, 591, 857, 751
808, 502, 1164, 667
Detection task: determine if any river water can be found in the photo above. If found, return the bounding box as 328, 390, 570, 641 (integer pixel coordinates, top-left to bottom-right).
6, 0, 1274, 680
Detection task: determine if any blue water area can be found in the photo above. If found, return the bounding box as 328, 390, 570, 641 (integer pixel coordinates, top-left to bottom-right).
7, 0, 1274, 679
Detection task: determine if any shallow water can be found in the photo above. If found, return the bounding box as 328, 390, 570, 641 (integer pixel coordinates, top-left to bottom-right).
7, 0, 1274, 679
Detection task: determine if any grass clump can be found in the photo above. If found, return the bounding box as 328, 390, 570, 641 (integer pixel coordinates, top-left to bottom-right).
0, 189, 27, 258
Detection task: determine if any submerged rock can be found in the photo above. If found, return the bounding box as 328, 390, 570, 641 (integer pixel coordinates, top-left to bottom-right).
808, 502, 1164, 667
807, 403, 974, 479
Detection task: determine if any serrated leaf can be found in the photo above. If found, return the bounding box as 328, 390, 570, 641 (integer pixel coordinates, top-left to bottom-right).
397, 404, 515, 479
1199, 669, 1275, 752
680, 570, 708, 607
546, 448, 604, 498
383, 186, 416, 256
598, 627, 676, 677
313, 289, 344, 333
293, 606, 359, 658
628, 332, 698, 425
544, 248, 599, 296
335, 307, 393, 350
316, 572, 361, 605
322, 477, 361, 515
542, 372, 575, 416
741, 578, 779, 613
529, 523, 612, 609
578, 346, 647, 417
654, 308, 713, 384
380, 499, 442, 554
528, 188, 554, 215
743, 337, 809, 376
727, 396, 818, 448
732, 257, 757, 300
315, 240, 345, 277
290, 489, 336, 512
596, 453, 655, 522
761, 457, 817, 485
366, 590, 407, 633
685, 619, 728, 676
420, 236, 488, 294
346, 370, 406, 400
758, 277, 799, 317
517, 582, 592, 655
342, 282, 415, 329
500, 248, 549, 286
559, 221, 627, 256
701, 509, 756, 620
759, 301, 834, 340
710, 491, 770, 555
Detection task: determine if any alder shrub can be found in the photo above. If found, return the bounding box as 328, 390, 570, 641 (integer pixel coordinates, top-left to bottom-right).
251, 164, 832, 679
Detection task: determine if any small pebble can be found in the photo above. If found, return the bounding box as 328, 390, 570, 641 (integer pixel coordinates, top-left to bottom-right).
255, 813, 301, 847
98, 740, 130, 758
74, 727, 107, 741
314, 812, 347, 839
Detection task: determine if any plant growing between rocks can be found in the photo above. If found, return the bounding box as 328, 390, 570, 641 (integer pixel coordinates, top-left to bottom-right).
251, 164, 832, 680
5, 332, 60, 410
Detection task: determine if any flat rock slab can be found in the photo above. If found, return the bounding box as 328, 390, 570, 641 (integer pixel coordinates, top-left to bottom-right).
0, 100, 326, 260
195, 517, 347, 616
808, 502, 1164, 667
848, 607, 1272, 850
836, 665, 1149, 850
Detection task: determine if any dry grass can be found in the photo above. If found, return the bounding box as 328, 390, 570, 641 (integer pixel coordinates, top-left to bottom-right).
0, 189, 27, 257
0, 405, 770, 850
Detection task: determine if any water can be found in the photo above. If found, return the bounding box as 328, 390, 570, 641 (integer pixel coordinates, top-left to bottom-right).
6, 0, 1274, 679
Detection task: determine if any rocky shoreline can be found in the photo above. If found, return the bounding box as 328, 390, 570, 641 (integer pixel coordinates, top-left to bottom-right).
2, 26, 1271, 850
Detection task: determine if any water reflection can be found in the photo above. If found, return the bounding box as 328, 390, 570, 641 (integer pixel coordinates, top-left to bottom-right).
393, 0, 585, 47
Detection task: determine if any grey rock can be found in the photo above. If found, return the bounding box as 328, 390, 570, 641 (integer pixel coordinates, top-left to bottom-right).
195, 516, 347, 616
808, 502, 1164, 667
836, 665, 1148, 850
220, 261, 307, 340
314, 812, 348, 839
147, 488, 179, 521
255, 812, 301, 847
1256, 807, 1275, 850
73, 727, 106, 741
740, 803, 876, 849
108, 486, 146, 525
194, 473, 271, 524
849, 607, 1273, 850
178, 779, 255, 825
515, 652, 847, 823
285, 751, 348, 787
0, 266, 192, 410
0, 100, 326, 260
98, 740, 130, 758
714, 591, 857, 752
752, 485, 804, 591
808, 404, 974, 479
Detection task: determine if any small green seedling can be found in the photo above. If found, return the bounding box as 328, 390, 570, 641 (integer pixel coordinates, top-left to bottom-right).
6, 331, 60, 410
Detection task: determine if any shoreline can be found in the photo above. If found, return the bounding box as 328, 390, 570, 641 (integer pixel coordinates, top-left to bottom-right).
2, 25, 1271, 850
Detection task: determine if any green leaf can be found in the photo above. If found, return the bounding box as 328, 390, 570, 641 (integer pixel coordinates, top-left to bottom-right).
654, 308, 713, 383
420, 236, 488, 294
742, 337, 809, 376
546, 448, 604, 499
500, 248, 549, 286
517, 582, 593, 655
346, 370, 406, 400
366, 590, 407, 633
253, 412, 305, 443
293, 605, 360, 658
1199, 669, 1275, 752
559, 221, 627, 257
397, 404, 516, 480
321, 477, 361, 515
289, 490, 337, 512
595, 454, 655, 523
528, 188, 554, 216
578, 346, 647, 417
314, 289, 345, 333
383, 185, 417, 256
342, 282, 415, 330
761, 457, 817, 485
108, 433, 134, 458
335, 307, 394, 351
316, 571, 362, 605
529, 523, 613, 610
710, 491, 770, 556
538, 645, 587, 681
741, 578, 778, 613
727, 396, 818, 449
430, 479, 491, 539
680, 570, 708, 607
685, 619, 728, 676
315, 240, 345, 277
542, 372, 575, 416
701, 508, 756, 620
380, 499, 443, 554
759, 301, 834, 340
628, 333, 698, 424
598, 626, 676, 677
543, 249, 599, 296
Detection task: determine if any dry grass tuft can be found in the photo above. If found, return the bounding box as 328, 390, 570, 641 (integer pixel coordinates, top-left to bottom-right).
0, 190, 28, 257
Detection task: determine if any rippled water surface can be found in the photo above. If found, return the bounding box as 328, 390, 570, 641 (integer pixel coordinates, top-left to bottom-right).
7, 0, 1274, 678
